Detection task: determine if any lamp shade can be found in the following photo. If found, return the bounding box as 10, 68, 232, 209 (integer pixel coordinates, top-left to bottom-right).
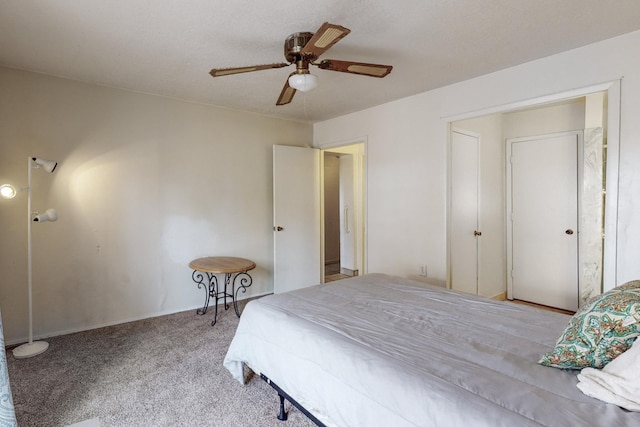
0, 184, 16, 199
288, 73, 319, 92
33, 208, 58, 222
32, 157, 57, 173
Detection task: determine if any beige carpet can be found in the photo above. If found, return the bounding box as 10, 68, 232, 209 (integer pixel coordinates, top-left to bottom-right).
7, 300, 316, 427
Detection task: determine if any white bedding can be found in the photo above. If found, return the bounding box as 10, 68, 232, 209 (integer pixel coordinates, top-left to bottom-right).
224, 274, 640, 426
578, 337, 640, 411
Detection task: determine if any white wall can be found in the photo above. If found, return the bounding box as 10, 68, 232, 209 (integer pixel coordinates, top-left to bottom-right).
0, 67, 312, 344
4, 30, 640, 344
502, 99, 586, 139
316, 97, 448, 282
314, 30, 640, 288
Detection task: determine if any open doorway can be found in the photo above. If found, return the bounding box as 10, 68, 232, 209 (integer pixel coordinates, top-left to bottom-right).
322, 143, 366, 283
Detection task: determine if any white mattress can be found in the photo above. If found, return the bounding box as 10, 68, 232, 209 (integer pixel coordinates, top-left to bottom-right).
224, 274, 640, 426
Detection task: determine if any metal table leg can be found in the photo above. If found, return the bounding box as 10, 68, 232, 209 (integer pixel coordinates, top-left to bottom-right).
191, 270, 254, 326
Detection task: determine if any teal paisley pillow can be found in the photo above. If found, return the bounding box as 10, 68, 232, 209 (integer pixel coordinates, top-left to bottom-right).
538, 280, 640, 369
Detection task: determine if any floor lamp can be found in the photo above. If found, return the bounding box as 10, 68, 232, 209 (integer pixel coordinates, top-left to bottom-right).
2, 157, 58, 359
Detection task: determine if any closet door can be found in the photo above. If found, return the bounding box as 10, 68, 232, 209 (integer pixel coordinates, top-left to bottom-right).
450, 129, 480, 295
507, 132, 579, 311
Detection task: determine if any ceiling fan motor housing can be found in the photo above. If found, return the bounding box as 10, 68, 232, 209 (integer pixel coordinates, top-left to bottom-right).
284, 32, 314, 62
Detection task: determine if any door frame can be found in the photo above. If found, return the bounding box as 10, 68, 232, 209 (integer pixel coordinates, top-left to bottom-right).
445, 80, 620, 292
320, 139, 368, 282
505, 131, 584, 305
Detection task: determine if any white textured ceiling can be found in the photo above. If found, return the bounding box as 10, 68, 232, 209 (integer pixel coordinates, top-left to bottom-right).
2, 1, 640, 123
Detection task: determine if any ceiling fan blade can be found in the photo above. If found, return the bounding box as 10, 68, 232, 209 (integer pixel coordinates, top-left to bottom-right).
210, 62, 289, 77
300, 22, 350, 59
317, 59, 392, 77
276, 74, 297, 105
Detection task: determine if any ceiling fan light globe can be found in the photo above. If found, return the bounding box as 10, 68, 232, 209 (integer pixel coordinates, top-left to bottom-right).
288, 73, 318, 92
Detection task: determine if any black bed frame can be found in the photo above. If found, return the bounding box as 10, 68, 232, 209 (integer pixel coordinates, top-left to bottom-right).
260, 373, 327, 427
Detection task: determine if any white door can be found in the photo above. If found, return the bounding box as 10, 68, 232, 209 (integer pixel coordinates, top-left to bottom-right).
450, 129, 480, 295
273, 145, 321, 294
507, 132, 579, 311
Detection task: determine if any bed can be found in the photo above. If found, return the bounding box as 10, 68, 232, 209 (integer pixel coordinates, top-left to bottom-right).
224, 273, 640, 426
0, 308, 18, 427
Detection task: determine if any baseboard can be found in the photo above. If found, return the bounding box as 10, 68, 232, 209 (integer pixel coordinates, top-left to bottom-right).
340, 267, 358, 276
5, 290, 273, 347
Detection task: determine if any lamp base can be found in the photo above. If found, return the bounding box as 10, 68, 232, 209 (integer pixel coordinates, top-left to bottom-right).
12, 340, 49, 359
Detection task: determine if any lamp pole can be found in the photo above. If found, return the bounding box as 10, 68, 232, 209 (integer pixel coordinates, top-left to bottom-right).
27, 156, 33, 346
12, 157, 50, 359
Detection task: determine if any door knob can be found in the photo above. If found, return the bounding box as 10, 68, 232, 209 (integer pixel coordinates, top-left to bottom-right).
565, 229, 574, 235
274, 226, 284, 231
474, 230, 482, 236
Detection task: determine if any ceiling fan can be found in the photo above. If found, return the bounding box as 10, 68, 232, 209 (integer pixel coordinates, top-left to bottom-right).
209, 22, 393, 106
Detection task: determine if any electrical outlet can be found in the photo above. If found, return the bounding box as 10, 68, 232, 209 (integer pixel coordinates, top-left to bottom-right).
419, 265, 428, 276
